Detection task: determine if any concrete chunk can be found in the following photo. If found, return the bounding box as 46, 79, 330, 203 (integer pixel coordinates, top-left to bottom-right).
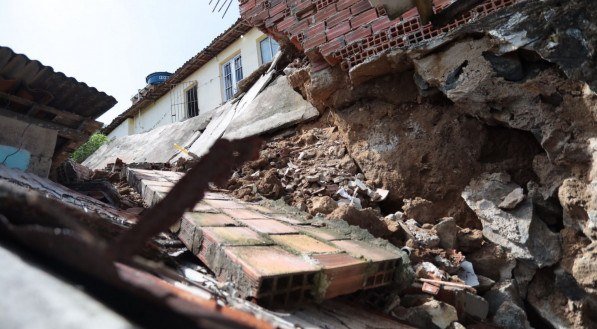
84, 112, 211, 170
462, 173, 562, 267
223, 76, 319, 140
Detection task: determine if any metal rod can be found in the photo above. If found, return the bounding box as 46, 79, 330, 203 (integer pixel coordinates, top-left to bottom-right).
222, 0, 233, 18
212, 0, 221, 12
218, 0, 229, 12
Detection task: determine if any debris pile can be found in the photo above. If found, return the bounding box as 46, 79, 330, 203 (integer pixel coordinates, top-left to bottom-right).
3, 0, 596, 327
228, 0, 597, 327
225, 126, 389, 215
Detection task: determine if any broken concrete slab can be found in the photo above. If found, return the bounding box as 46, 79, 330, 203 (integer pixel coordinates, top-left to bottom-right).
180, 73, 318, 162
181, 72, 275, 160
83, 112, 212, 170
223, 76, 319, 140
183, 101, 238, 160
462, 172, 562, 267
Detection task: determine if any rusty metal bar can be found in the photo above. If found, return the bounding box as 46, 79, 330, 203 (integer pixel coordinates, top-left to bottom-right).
110, 137, 262, 260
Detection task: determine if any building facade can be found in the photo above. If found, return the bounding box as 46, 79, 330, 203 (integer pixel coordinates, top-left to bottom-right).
105, 20, 279, 139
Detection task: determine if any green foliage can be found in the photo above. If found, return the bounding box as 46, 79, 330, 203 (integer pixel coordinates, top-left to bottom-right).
71, 133, 109, 163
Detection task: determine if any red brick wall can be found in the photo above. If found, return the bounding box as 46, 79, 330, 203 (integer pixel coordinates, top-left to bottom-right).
240, 0, 521, 72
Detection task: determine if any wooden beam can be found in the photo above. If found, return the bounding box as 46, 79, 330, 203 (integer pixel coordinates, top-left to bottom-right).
0, 108, 89, 141
0, 90, 86, 123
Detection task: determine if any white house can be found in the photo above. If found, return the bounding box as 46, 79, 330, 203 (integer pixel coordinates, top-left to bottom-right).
104, 19, 279, 139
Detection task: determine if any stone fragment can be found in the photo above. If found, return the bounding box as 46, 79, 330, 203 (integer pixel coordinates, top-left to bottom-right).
392, 305, 436, 329
419, 300, 458, 329
483, 279, 524, 316
448, 322, 466, 329
434, 217, 457, 249
433, 254, 461, 275
256, 169, 284, 199
415, 262, 445, 280
309, 196, 338, 215
405, 219, 440, 248
498, 187, 525, 210
305, 174, 320, 183
394, 298, 459, 329
326, 205, 390, 238
512, 260, 537, 297
467, 242, 516, 281
403, 197, 441, 224
456, 228, 483, 253
476, 275, 496, 293
527, 268, 590, 328
462, 173, 562, 267
571, 242, 597, 296
492, 301, 532, 329
458, 290, 489, 320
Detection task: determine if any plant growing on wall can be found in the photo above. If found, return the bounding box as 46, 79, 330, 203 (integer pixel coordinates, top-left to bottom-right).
71, 133, 109, 163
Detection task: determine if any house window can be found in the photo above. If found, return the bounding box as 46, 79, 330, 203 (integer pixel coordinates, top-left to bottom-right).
222, 54, 243, 101
186, 85, 199, 118
260, 36, 280, 64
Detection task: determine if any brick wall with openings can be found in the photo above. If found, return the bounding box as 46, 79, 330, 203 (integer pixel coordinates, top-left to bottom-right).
240, 0, 521, 72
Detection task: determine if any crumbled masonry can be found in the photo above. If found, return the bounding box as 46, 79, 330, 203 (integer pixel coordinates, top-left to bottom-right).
126, 167, 408, 307
2, 0, 596, 328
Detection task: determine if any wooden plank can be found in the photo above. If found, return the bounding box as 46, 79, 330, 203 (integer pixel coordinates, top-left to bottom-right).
0, 108, 88, 141
0, 90, 86, 123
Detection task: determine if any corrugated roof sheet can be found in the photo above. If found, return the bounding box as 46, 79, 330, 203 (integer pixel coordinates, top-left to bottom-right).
103, 18, 252, 135
0, 46, 117, 119
0, 45, 117, 170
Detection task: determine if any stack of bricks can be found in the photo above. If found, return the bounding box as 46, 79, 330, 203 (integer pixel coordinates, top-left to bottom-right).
239, 0, 521, 72
127, 168, 404, 309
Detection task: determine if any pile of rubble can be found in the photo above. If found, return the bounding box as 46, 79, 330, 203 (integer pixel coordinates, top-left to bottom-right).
10, 0, 592, 327
225, 126, 388, 214
221, 123, 503, 328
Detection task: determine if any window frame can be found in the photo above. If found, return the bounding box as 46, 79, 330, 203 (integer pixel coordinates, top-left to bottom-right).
222, 54, 243, 102
259, 36, 280, 65
184, 83, 199, 119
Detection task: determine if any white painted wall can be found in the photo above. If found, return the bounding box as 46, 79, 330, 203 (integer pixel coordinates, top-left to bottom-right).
107, 118, 134, 139
111, 27, 269, 136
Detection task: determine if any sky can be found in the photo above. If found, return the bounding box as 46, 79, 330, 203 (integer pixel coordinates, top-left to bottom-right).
0, 0, 240, 125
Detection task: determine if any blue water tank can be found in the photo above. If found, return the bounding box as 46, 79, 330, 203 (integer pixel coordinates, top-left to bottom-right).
146, 72, 172, 85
